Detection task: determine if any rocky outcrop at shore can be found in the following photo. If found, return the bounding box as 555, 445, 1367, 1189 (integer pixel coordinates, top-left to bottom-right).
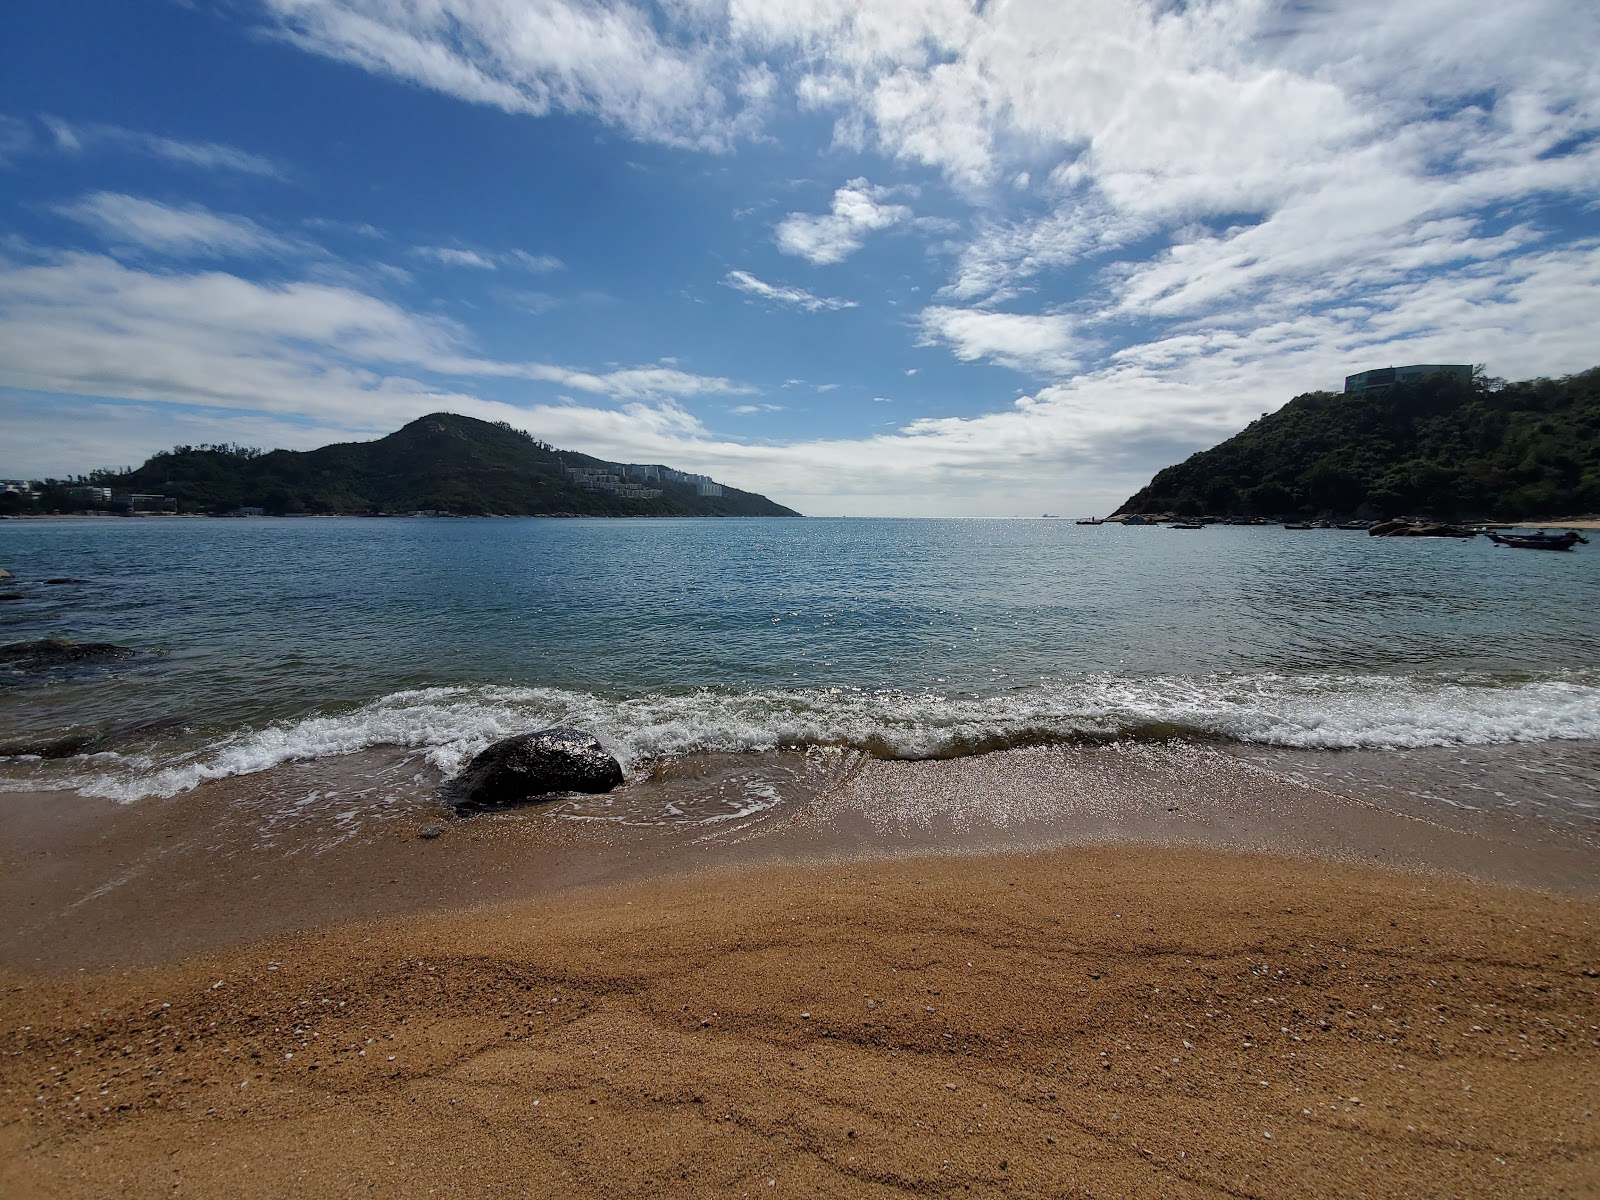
449, 727, 624, 812
1367, 519, 1477, 538
0, 638, 139, 670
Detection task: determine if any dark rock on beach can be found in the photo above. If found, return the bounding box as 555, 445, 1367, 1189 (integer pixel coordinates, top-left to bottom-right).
0, 638, 139, 671
449, 727, 624, 812
0, 716, 179, 759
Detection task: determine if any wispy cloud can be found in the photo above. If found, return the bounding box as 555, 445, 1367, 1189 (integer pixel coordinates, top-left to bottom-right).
0, 254, 748, 431
414, 245, 497, 270
255, 0, 767, 151
413, 244, 564, 272
775, 179, 910, 265
52, 193, 297, 259
723, 269, 856, 312
40, 116, 284, 178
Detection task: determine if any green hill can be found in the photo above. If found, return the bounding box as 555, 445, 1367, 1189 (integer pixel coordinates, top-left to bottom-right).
1113, 367, 1600, 521
32, 413, 801, 517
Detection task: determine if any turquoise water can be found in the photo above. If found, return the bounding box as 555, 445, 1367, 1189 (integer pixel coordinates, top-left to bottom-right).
2, 517, 1598, 800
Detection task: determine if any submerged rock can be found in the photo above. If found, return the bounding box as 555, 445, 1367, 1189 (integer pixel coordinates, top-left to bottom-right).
0, 638, 138, 670
449, 727, 623, 812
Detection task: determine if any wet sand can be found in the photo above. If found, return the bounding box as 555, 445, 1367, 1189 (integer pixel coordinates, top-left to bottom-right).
3, 742, 1600, 1197
6, 742, 1600, 973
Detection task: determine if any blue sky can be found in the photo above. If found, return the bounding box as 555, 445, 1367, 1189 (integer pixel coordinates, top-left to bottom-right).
1, 0, 1597, 516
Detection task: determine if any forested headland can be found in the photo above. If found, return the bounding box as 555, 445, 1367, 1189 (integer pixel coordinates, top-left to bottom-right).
1114, 367, 1600, 521
4, 413, 800, 518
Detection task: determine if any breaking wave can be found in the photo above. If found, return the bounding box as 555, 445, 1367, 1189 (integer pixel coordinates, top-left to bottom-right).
10, 668, 1597, 802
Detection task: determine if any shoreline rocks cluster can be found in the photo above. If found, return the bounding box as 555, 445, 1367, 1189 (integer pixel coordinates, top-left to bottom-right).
0, 638, 139, 670
1366, 519, 1477, 538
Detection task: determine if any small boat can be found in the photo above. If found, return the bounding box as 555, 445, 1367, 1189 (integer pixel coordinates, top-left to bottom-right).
1170, 521, 1204, 530
1074, 517, 1104, 525
1487, 530, 1589, 551
1283, 522, 1313, 530
1336, 521, 1370, 530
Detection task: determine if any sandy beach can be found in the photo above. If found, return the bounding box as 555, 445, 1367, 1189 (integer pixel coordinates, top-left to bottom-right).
3, 845, 1598, 1199
3, 742, 1600, 1198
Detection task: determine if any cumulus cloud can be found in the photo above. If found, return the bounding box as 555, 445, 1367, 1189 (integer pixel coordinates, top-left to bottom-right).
774, 178, 910, 265
53, 193, 295, 258
723, 269, 856, 311
918, 307, 1079, 377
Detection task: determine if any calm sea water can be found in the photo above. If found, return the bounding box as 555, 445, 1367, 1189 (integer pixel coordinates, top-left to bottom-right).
2, 517, 1598, 802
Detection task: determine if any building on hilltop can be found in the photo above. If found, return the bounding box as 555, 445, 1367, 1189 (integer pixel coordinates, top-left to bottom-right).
564, 466, 662, 500
566, 461, 723, 499
1343, 364, 1472, 393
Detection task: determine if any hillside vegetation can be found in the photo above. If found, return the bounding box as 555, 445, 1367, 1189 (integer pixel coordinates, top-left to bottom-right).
20, 413, 800, 517
1114, 367, 1600, 520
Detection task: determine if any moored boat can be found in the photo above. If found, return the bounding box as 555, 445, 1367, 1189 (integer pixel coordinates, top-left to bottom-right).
1487, 530, 1589, 551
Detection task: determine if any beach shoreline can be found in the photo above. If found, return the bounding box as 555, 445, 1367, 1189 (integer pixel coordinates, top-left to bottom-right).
6, 740, 1600, 975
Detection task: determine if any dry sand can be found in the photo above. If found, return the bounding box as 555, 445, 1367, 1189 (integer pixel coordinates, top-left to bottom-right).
4, 844, 1599, 1199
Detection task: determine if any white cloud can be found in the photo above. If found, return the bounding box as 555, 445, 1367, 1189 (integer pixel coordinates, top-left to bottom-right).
723, 269, 856, 311
0, 254, 747, 434
414, 245, 498, 270
919, 307, 1079, 376
412, 245, 565, 272
40, 116, 284, 178
53, 193, 295, 258
256, 0, 763, 151
511, 249, 564, 273
774, 178, 910, 265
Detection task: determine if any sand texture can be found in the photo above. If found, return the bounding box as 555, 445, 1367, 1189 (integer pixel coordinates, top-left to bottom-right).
4, 845, 1598, 1199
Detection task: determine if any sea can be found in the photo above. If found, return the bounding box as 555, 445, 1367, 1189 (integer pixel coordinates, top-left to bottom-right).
3, 516, 1598, 857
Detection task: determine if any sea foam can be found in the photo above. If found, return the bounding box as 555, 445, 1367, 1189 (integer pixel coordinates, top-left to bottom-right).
39, 670, 1600, 802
